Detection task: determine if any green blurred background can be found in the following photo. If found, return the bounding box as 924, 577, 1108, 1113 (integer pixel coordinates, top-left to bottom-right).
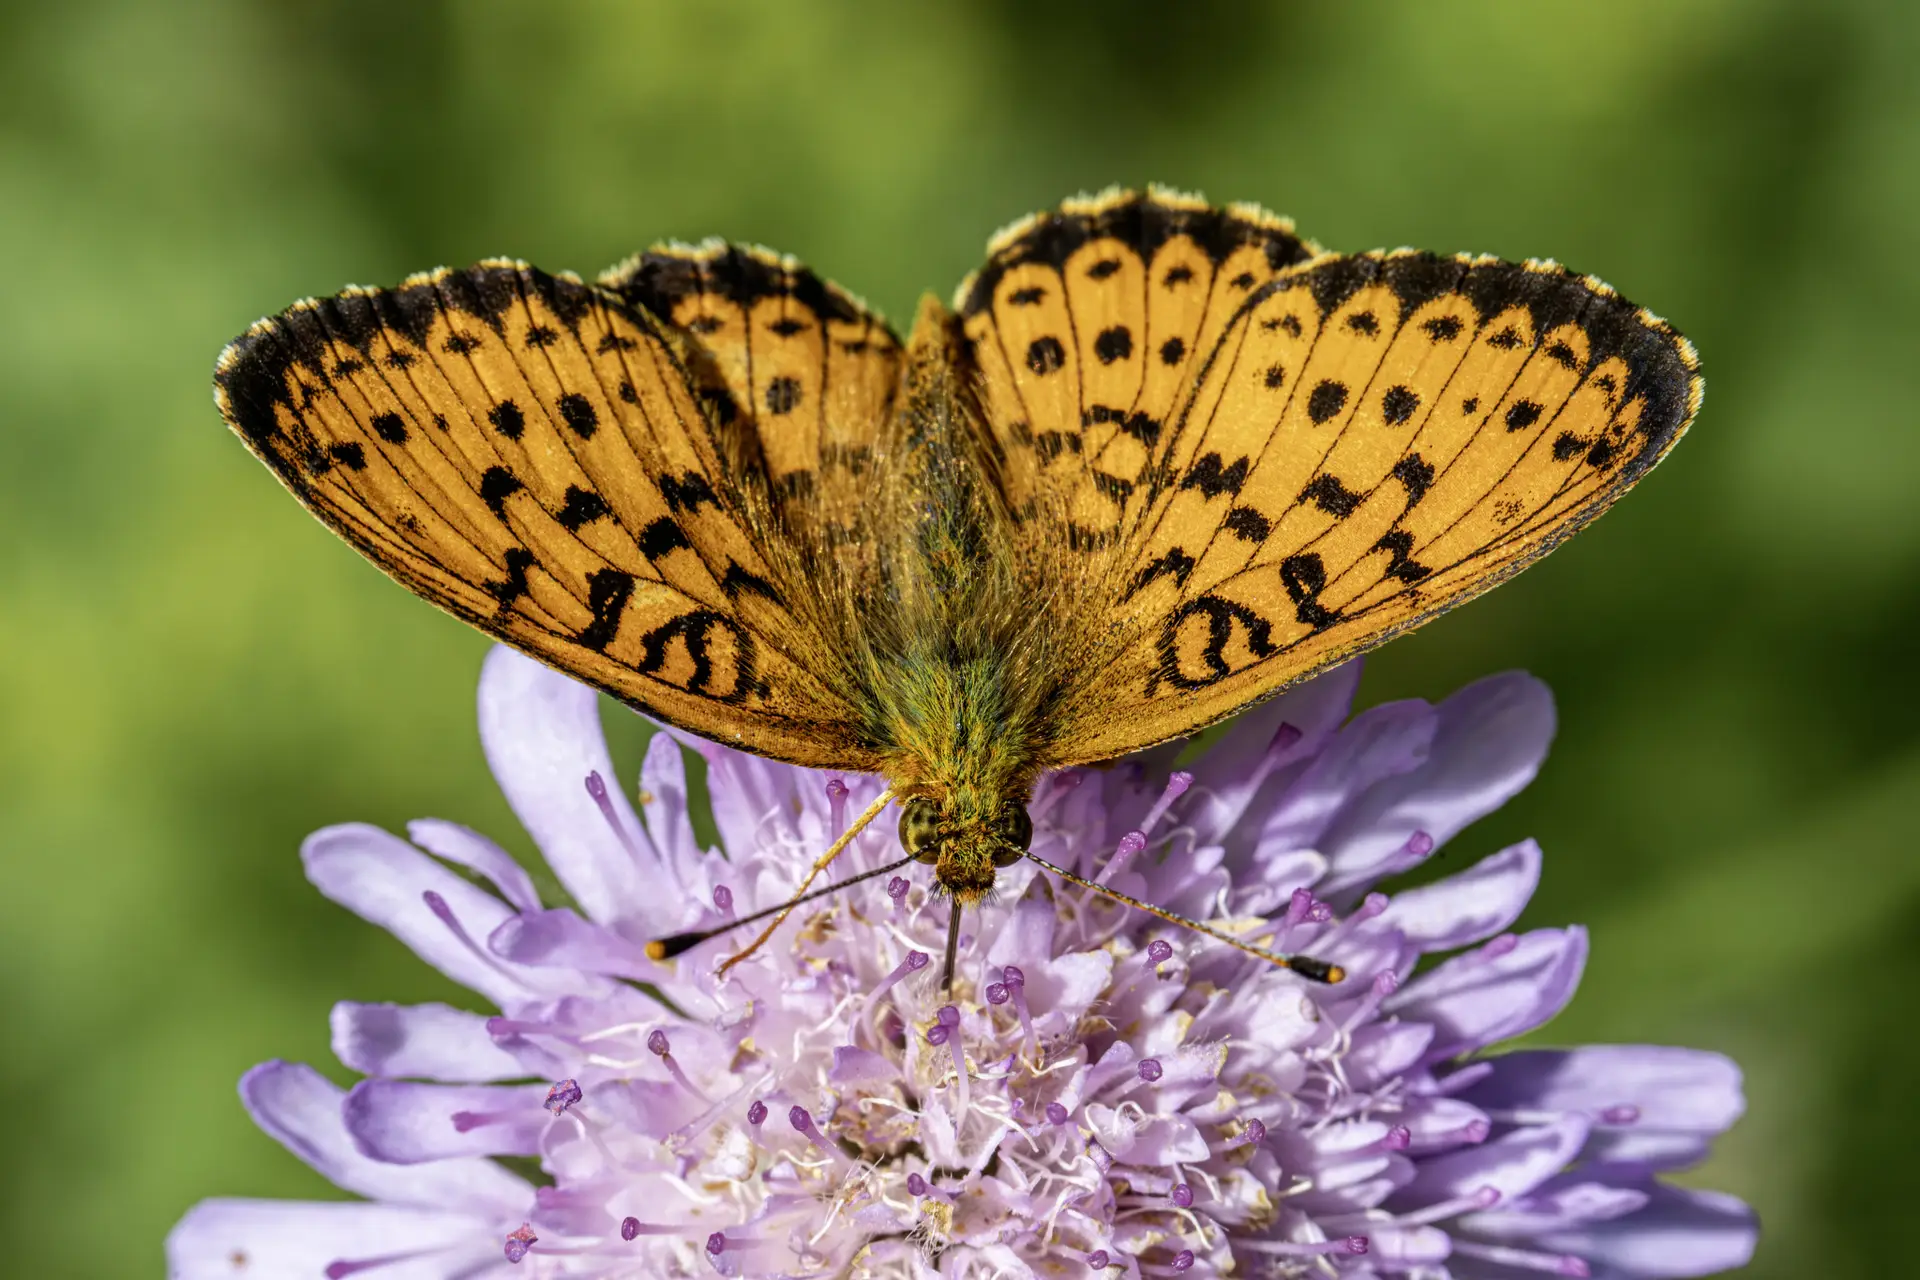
2, 0, 1914, 1274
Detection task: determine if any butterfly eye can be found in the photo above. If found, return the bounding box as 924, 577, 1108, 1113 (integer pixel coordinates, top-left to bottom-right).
990, 802, 1033, 866
899, 797, 944, 863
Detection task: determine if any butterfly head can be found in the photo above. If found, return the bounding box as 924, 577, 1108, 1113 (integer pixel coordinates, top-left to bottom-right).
897, 793, 1032, 905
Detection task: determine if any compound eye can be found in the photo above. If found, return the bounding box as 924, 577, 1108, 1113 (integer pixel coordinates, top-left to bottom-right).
990, 802, 1033, 866
898, 797, 943, 863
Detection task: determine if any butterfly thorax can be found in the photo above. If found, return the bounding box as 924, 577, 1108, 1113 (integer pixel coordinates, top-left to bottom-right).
845, 298, 1068, 901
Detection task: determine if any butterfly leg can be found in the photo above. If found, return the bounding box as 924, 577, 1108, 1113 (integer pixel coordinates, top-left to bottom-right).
714, 790, 894, 981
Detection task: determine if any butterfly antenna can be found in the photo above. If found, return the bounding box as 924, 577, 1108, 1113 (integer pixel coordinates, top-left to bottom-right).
700, 789, 894, 980
940, 897, 964, 993
1022, 850, 1346, 984
646, 852, 916, 961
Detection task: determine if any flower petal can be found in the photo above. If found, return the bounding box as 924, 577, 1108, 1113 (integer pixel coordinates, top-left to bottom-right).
406, 818, 541, 914
1387, 927, 1588, 1056
302, 823, 548, 1005
1318, 672, 1554, 895
331, 1001, 529, 1082
1399, 1114, 1591, 1205
1253, 699, 1435, 861
1377, 839, 1541, 952
239, 1061, 531, 1215
1465, 1045, 1745, 1168
487, 907, 657, 982
1188, 660, 1364, 846
343, 1079, 549, 1163
1531, 1182, 1757, 1277
477, 645, 656, 926
165, 1198, 500, 1280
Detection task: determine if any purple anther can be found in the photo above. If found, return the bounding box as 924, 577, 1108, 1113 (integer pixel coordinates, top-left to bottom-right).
584, 771, 637, 852
1308, 899, 1334, 923
869, 949, 931, 1003
788, 1105, 814, 1133
825, 778, 849, 832
1601, 1104, 1642, 1125
543, 1078, 582, 1116
620, 1217, 640, 1241
647, 1029, 670, 1057
1171, 1182, 1193, 1208
1147, 939, 1173, 964
706, 1232, 727, 1256
504, 1224, 536, 1264
1383, 1125, 1411, 1151
926, 1024, 950, 1046
986, 982, 1009, 1004
937, 1004, 960, 1027
887, 876, 910, 902
1141, 770, 1193, 835
1358, 892, 1389, 919
907, 1172, 929, 1196
1269, 721, 1303, 752
1002, 964, 1026, 987
1345, 1236, 1370, 1255
1171, 1248, 1195, 1272
1285, 886, 1314, 928
1046, 1102, 1070, 1125
1462, 1117, 1492, 1144
712, 884, 734, 913
1087, 1249, 1110, 1269
789, 1104, 850, 1169
1480, 933, 1520, 962
1406, 829, 1435, 857
1003, 964, 1035, 1054
746, 1099, 767, 1126
1137, 1058, 1163, 1083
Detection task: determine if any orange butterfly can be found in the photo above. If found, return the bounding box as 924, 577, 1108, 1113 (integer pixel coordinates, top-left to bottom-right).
216, 186, 1698, 986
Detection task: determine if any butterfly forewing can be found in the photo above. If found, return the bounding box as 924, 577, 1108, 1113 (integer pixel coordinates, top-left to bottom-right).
215, 261, 874, 767
1040, 249, 1699, 762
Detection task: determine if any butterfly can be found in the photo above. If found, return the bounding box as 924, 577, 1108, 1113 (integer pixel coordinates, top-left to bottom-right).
215, 186, 1699, 988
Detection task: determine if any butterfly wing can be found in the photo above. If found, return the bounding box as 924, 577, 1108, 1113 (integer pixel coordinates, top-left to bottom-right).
215, 260, 880, 768
955, 186, 1317, 565
601, 241, 904, 553
957, 193, 1700, 765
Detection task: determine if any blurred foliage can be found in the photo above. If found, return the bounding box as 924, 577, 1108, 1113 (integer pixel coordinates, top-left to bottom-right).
0, 1, 1914, 1274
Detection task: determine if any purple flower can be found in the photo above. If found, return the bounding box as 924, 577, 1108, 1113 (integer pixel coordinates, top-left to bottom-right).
166, 647, 1756, 1278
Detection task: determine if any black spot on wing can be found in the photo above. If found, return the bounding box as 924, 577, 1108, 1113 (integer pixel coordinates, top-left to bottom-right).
1298, 474, 1360, 517
1180, 453, 1249, 499
1159, 337, 1186, 366
1381, 386, 1419, 425
557, 393, 598, 439
765, 376, 801, 414
638, 516, 692, 559
555, 486, 609, 531
1224, 505, 1271, 542
488, 400, 525, 440
479, 466, 522, 517
1026, 336, 1067, 375
578, 568, 634, 651
1094, 326, 1133, 364
1307, 380, 1349, 424
371, 412, 408, 444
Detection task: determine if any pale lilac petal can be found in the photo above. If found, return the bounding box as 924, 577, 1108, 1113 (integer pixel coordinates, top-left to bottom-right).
1531, 1182, 1758, 1277
1318, 673, 1554, 894
1253, 699, 1434, 858
638, 730, 706, 888
1400, 1114, 1591, 1204
239, 1061, 531, 1215
1467, 1045, 1745, 1168
477, 645, 653, 926
165, 1198, 502, 1280
406, 818, 541, 914
1188, 660, 1363, 845
301, 823, 548, 1005
830, 1046, 896, 1086
330, 1001, 528, 1082
1388, 928, 1588, 1055
1464, 1176, 1650, 1238
343, 1079, 548, 1163
487, 907, 657, 982
1377, 840, 1541, 952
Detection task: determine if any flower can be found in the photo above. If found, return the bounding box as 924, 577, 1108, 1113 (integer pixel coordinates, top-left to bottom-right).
167, 647, 1757, 1279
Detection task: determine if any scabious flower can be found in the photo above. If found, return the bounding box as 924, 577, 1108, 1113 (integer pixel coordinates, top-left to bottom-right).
168, 647, 1756, 1279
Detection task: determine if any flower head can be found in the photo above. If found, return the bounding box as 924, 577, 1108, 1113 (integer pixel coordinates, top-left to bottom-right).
167, 648, 1756, 1277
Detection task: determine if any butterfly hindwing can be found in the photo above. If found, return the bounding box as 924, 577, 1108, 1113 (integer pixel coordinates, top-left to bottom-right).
214, 261, 875, 767
954, 186, 1317, 560
1043, 249, 1700, 762
601, 242, 904, 550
